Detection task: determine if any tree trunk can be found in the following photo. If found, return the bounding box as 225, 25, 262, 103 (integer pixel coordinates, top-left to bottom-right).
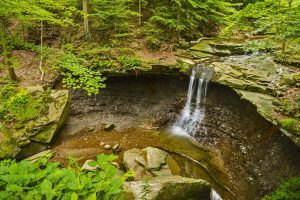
82, 0, 91, 38
288, 0, 293, 8
39, 21, 45, 81
138, 0, 142, 26
0, 29, 17, 81
8, 68, 17, 81
176, 3, 181, 42
281, 40, 286, 55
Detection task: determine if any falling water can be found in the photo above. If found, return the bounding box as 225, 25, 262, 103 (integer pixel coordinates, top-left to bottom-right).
172, 65, 213, 136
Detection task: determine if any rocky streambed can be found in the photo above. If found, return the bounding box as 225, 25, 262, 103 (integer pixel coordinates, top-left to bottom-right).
49, 75, 300, 200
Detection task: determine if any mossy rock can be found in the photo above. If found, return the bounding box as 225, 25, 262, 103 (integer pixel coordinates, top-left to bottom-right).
0, 87, 70, 159
123, 175, 211, 200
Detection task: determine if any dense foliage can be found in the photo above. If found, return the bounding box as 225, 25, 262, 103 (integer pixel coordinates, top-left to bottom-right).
52, 52, 106, 96
0, 153, 132, 200
262, 177, 300, 200
223, 0, 300, 54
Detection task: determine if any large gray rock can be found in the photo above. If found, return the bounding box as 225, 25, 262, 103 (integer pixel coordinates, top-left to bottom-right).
123, 147, 181, 180
123, 148, 154, 180
122, 175, 211, 200
0, 86, 70, 159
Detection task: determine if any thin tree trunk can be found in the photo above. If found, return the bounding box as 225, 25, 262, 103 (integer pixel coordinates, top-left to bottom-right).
288, 0, 293, 8
21, 22, 26, 42
0, 29, 17, 81
8, 68, 17, 81
176, 3, 181, 42
281, 39, 286, 55
82, 0, 91, 38
39, 21, 45, 81
138, 0, 142, 26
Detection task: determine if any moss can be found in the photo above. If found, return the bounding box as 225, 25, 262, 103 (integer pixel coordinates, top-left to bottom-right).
274, 53, 300, 67
280, 118, 300, 135
262, 177, 300, 200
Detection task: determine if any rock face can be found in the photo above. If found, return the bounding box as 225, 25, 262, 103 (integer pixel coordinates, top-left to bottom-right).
122, 147, 210, 200
0, 86, 70, 159
123, 176, 211, 200
198, 53, 300, 147
189, 39, 246, 58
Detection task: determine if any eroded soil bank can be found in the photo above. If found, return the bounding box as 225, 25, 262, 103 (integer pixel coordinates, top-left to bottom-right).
51, 75, 300, 200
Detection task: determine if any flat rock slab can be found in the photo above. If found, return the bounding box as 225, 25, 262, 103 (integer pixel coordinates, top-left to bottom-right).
123, 175, 211, 200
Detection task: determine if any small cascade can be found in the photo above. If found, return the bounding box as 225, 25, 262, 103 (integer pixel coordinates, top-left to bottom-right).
210, 189, 223, 200
172, 65, 213, 136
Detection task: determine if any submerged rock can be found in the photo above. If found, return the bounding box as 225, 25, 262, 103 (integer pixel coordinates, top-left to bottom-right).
104, 145, 112, 150
104, 123, 115, 131
122, 175, 211, 200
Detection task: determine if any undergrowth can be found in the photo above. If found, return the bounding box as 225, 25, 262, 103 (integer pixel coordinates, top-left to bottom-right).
0, 153, 132, 200
262, 177, 300, 200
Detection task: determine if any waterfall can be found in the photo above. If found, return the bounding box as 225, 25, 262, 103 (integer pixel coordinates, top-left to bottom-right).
172, 65, 213, 136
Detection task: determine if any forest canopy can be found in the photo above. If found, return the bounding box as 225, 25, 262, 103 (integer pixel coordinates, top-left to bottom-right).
0, 0, 299, 91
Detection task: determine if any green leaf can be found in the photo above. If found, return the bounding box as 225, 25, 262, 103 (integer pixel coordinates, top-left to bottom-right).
40, 179, 52, 195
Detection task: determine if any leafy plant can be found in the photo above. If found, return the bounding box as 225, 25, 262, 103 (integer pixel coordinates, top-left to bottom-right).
116, 56, 142, 71
0, 153, 133, 200
262, 177, 300, 200
54, 52, 106, 96
280, 118, 300, 135
281, 99, 294, 116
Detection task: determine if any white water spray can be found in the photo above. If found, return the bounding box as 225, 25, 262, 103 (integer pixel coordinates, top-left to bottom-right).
172, 65, 213, 136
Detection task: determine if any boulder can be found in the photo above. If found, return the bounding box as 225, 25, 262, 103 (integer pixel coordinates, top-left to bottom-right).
140, 147, 168, 170
189, 39, 248, 57
0, 87, 70, 159
122, 175, 211, 200
123, 148, 153, 180
123, 147, 181, 180
31, 90, 70, 143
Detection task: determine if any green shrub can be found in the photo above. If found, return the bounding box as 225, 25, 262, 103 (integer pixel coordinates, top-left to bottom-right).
262, 177, 300, 200
280, 118, 300, 134
297, 96, 300, 110
281, 99, 294, 116
0, 153, 132, 200
145, 36, 162, 50
54, 52, 106, 96
116, 56, 142, 71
